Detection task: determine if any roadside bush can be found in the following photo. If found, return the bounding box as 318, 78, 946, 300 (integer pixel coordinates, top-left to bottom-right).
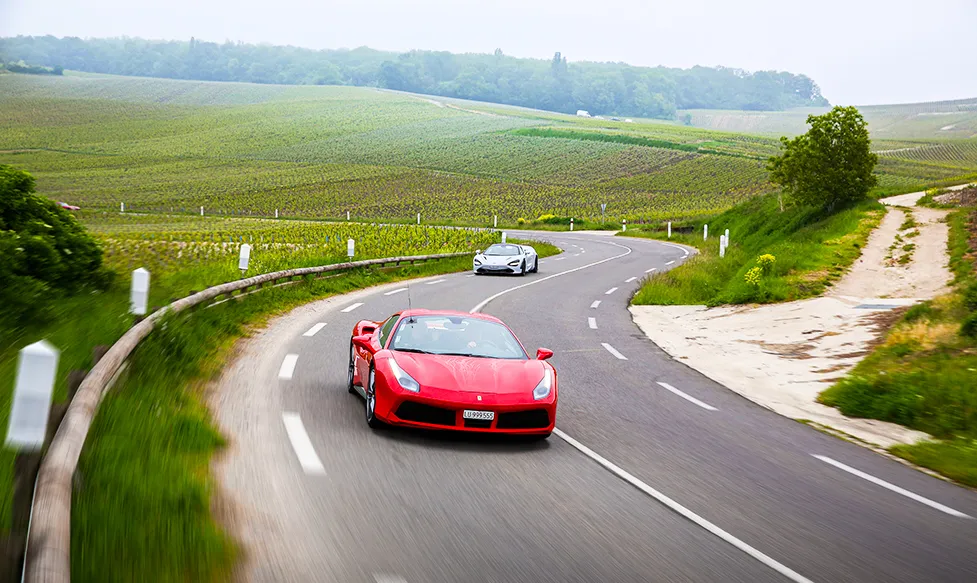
0, 165, 112, 328
757, 254, 776, 274
961, 313, 977, 338
744, 266, 762, 287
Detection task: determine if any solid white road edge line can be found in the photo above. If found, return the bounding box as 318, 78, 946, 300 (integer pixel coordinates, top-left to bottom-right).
601, 342, 627, 360
605, 287, 618, 295
425, 279, 446, 285
812, 455, 971, 518
278, 354, 299, 380
625, 276, 638, 283
341, 302, 364, 313
590, 300, 601, 309
302, 323, 327, 337
656, 382, 718, 411
469, 239, 632, 313
281, 413, 326, 476
553, 428, 815, 583
645, 268, 657, 273
588, 317, 598, 330
384, 287, 408, 295
666, 260, 675, 265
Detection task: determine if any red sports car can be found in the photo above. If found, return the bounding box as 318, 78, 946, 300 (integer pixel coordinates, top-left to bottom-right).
348, 309, 556, 438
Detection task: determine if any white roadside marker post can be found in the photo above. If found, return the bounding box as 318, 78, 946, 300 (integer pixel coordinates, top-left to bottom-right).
720, 235, 726, 258
6, 339, 60, 545
346, 211, 350, 221
347, 238, 355, 259
704, 224, 709, 240
570, 218, 574, 231
238, 243, 251, 277
622, 219, 627, 232
501, 231, 507, 243
667, 221, 672, 238
275, 209, 279, 219
200, 206, 204, 216
120, 202, 125, 213
417, 213, 421, 225
494, 215, 498, 228
130, 268, 150, 316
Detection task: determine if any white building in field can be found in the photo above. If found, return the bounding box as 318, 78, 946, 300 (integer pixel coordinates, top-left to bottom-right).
576, 110, 591, 117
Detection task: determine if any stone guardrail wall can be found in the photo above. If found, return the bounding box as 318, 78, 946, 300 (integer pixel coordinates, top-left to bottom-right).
25, 252, 468, 582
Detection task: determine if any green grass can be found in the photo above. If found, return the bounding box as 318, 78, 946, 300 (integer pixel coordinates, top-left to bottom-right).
818, 208, 977, 486
68, 237, 559, 582
2, 73, 972, 225
626, 194, 884, 306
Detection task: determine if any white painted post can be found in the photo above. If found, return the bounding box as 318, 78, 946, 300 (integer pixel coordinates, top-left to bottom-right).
570, 218, 574, 231
347, 238, 355, 258
200, 206, 204, 216
238, 243, 251, 275
725, 229, 730, 246
130, 268, 150, 316
719, 235, 726, 258
501, 231, 507, 243
667, 222, 672, 238
417, 213, 421, 225
120, 202, 125, 213
275, 209, 279, 219
622, 219, 627, 232
5, 340, 60, 451
704, 224, 709, 240
494, 215, 498, 228
346, 211, 350, 221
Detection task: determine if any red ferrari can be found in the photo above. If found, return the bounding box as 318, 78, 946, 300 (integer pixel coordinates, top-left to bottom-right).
348, 309, 557, 438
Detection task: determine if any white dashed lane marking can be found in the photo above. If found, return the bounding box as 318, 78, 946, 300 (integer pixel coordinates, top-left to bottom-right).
384, 288, 408, 295
588, 317, 598, 329
645, 268, 657, 273
341, 302, 364, 313
278, 354, 299, 380
601, 343, 627, 360
590, 300, 601, 309
425, 279, 446, 285
625, 276, 637, 283
282, 413, 326, 476
656, 382, 718, 411
605, 287, 618, 295
812, 455, 971, 518
302, 323, 327, 337
666, 260, 675, 266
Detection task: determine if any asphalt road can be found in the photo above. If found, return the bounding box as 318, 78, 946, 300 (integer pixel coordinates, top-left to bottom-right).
212, 230, 977, 583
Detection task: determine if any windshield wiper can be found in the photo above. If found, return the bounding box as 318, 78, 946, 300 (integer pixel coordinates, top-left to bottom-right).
395, 348, 434, 354
438, 352, 490, 358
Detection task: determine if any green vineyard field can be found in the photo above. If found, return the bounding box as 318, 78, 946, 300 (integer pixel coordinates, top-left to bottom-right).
1, 72, 975, 223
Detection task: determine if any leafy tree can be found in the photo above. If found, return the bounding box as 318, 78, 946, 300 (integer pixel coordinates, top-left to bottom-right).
0, 165, 112, 328
768, 106, 877, 210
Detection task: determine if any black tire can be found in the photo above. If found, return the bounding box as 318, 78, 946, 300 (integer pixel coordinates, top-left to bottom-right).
347, 341, 357, 394
365, 363, 384, 429
519, 260, 527, 276
531, 258, 538, 273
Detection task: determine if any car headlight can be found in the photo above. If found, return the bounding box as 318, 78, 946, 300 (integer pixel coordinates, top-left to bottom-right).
532, 369, 552, 400
388, 357, 420, 392
507, 259, 521, 266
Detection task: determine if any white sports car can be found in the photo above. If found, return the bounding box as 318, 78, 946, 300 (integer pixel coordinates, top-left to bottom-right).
473, 243, 538, 276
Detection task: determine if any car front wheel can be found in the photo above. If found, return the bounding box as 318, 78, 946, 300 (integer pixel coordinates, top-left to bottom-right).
347, 341, 357, 394
365, 364, 384, 429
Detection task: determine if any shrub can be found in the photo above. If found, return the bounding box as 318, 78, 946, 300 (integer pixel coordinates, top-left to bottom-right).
962, 313, 977, 339
756, 253, 776, 275
744, 266, 762, 287
963, 282, 977, 312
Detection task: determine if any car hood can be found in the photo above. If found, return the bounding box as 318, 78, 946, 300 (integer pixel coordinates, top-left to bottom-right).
478, 254, 521, 265
391, 352, 545, 394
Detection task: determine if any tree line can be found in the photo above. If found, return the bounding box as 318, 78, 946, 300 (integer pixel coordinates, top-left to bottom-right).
0, 36, 828, 119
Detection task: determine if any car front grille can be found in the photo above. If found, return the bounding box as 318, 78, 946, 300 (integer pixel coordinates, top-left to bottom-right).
496, 409, 550, 429
463, 418, 493, 429
395, 401, 456, 426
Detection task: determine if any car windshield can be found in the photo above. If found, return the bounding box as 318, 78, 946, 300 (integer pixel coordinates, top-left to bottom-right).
483, 244, 522, 256
391, 315, 528, 360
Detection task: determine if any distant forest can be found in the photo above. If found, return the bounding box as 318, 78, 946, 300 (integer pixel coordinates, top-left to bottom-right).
0, 36, 829, 119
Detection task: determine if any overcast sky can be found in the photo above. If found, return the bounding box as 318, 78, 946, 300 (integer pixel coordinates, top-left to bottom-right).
2, 0, 975, 106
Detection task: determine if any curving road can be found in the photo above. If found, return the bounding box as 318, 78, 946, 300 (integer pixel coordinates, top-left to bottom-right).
212, 231, 977, 583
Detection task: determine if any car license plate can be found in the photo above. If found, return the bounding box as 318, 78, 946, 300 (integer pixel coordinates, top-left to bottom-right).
463, 410, 495, 421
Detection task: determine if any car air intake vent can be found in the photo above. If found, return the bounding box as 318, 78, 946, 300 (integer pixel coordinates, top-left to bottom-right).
395, 401, 456, 426
463, 419, 493, 429
496, 410, 550, 429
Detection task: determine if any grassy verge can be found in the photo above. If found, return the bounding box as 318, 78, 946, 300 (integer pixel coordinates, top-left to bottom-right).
818, 209, 977, 486
69, 239, 559, 582
624, 193, 884, 306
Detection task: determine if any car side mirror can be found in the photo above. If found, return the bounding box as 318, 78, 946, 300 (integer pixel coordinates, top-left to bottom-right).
352, 334, 376, 353
536, 348, 553, 361
475, 249, 482, 255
